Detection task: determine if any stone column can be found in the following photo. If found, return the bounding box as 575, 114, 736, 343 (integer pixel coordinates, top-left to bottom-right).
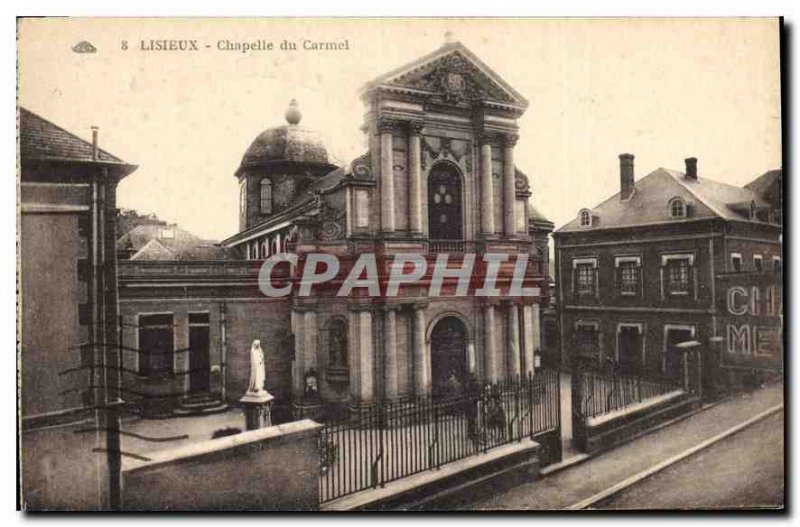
379, 120, 396, 234
479, 132, 495, 236
357, 308, 375, 402
507, 303, 521, 379
483, 304, 499, 383
383, 306, 399, 399
502, 133, 519, 237
412, 304, 429, 397
292, 309, 305, 398
304, 310, 318, 378
522, 304, 536, 376
408, 121, 424, 236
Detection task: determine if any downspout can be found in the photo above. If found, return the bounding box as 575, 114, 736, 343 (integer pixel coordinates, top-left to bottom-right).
220, 302, 227, 402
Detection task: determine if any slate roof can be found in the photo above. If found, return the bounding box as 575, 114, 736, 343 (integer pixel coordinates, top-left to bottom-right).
557, 167, 773, 233
117, 224, 233, 261
744, 168, 782, 207
239, 124, 331, 170
19, 107, 125, 163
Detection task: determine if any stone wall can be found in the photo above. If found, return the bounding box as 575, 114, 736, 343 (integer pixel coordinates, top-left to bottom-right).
122, 419, 322, 511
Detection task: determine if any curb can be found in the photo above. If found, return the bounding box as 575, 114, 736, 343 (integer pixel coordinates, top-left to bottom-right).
538, 386, 768, 479
566, 403, 784, 510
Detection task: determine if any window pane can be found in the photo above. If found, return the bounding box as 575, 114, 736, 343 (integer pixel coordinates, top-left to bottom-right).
576, 263, 595, 293
260, 179, 272, 214
576, 326, 598, 357
620, 261, 639, 294
139, 314, 174, 375
667, 259, 690, 293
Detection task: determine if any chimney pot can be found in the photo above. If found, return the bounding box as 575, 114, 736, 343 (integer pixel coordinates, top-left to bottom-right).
685, 157, 698, 180
619, 153, 635, 200
91, 126, 99, 161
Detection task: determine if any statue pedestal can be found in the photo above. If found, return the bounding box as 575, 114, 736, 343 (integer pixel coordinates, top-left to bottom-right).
239, 391, 275, 431
292, 399, 324, 421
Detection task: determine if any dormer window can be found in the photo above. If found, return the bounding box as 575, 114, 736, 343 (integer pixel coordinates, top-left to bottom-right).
579, 209, 592, 227
260, 178, 273, 215
668, 197, 686, 219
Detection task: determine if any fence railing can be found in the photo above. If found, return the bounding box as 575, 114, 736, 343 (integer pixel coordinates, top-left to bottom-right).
426, 239, 471, 254
575, 369, 682, 419
319, 369, 560, 504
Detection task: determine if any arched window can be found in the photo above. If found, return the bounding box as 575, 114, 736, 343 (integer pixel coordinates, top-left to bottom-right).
260, 179, 273, 215
239, 180, 247, 217
668, 198, 686, 219
427, 163, 463, 241
579, 209, 592, 227
328, 319, 348, 368
260, 240, 268, 259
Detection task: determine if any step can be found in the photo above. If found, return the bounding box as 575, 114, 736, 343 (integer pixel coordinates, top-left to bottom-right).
172, 404, 230, 417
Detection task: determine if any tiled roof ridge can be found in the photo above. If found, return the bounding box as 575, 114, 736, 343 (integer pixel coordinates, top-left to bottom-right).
20, 107, 124, 163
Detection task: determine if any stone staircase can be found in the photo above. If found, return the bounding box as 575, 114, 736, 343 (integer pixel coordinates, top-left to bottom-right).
173, 392, 229, 417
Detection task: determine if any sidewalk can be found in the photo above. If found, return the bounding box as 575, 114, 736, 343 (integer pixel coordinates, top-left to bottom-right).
468, 381, 784, 510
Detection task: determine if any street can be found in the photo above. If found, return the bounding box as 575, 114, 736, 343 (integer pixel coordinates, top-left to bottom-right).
469, 382, 784, 510
596, 410, 784, 510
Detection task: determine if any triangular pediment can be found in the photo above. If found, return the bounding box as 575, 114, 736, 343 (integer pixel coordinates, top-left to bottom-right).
367, 42, 528, 109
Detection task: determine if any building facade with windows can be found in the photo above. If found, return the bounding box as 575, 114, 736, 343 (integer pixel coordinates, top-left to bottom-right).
118, 39, 554, 418
553, 155, 782, 386
19, 108, 137, 429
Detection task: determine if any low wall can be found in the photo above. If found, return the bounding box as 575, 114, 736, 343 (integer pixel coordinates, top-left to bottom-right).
122, 419, 322, 511
583, 395, 700, 454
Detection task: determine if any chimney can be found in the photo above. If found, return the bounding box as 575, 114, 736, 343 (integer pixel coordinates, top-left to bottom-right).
91, 126, 99, 161
619, 153, 635, 200
685, 157, 698, 180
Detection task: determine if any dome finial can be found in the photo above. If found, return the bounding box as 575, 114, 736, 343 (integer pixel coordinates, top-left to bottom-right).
285, 99, 302, 125
444, 31, 456, 44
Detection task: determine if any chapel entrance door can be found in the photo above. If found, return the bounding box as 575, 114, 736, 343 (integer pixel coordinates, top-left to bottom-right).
430, 317, 468, 398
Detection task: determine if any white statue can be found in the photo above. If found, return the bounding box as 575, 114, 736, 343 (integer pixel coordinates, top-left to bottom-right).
246, 339, 266, 396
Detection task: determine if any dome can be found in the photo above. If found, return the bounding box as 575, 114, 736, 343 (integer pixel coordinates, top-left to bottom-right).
239, 100, 330, 169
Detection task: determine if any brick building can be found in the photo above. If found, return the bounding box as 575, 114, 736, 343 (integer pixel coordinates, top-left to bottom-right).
118, 39, 553, 417
552, 155, 782, 387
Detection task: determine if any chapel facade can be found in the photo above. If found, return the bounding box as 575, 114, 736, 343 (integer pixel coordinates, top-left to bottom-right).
118, 39, 553, 418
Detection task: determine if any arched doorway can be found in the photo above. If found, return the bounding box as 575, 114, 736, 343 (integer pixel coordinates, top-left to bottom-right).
430, 316, 468, 398
428, 162, 464, 241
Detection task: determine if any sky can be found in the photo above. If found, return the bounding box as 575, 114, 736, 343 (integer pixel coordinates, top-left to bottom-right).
18, 18, 782, 241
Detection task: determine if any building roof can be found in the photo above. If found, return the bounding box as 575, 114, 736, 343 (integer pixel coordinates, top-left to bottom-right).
744, 168, 782, 207
117, 224, 233, 261
527, 202, 553, 225
238, 100, 331, 172
363, 40, 528, 110
556, 167, 774, 233
19, 107, 125, 163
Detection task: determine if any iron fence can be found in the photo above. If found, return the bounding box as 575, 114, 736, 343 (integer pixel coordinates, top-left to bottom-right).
575, 369, 681, 419
319, 369, 560, 504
